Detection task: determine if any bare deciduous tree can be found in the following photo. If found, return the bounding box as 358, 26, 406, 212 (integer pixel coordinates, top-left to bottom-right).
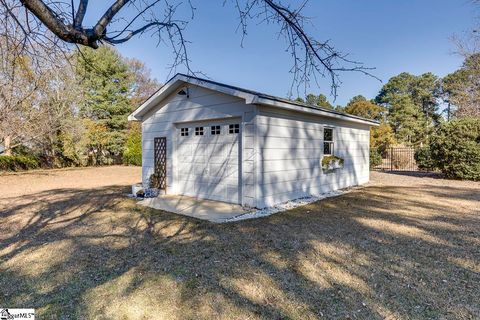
446, 5, 480, 119
443, 53, 480, 118
125, 57, 160, 107
1, 0, 377, 97
0, 5, 78, 156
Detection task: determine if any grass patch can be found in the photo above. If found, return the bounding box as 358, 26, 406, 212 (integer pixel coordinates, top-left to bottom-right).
0, 168, 479, 319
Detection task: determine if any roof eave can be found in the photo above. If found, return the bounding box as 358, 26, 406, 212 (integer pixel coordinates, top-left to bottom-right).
255, 97, 380, 126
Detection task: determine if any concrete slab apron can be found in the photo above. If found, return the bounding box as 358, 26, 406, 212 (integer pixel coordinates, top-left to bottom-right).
139, 195, 252, 223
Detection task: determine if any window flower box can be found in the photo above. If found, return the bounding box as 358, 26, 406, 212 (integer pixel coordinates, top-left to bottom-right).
322, 155, 344, 172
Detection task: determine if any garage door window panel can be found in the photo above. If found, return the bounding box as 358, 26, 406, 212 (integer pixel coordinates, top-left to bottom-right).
211, 125, 221, 135
229, 124, 239, 134
195, 127, 204, 136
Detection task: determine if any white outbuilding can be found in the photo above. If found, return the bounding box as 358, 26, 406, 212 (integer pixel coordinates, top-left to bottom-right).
128, 74, 379, 209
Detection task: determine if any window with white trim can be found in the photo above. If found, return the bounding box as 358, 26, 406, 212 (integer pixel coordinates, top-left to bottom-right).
323, 127, 334, 155
211, 125, 221, 135
229, 124, 239, 134
195, 127, 204, 136
180, 128, 189, 136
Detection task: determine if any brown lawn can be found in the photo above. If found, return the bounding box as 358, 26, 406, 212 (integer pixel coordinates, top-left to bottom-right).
0, 167, 479, 319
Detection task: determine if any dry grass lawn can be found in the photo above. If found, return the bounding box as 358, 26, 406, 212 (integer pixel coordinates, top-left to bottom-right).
0, 167, 479, 319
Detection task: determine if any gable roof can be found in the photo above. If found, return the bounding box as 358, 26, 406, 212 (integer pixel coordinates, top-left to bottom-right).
128, 73, 379, 126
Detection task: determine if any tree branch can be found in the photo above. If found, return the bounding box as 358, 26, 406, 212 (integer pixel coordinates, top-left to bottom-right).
73, 0, 88, 28
9, 0, 378, 96
20, 0, 94, 46
93, 0, 130, 38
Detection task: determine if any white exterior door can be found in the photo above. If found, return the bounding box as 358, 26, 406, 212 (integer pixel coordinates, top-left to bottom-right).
176, 122, 240, 204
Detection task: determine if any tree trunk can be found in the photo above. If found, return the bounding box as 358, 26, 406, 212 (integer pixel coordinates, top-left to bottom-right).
4, 136, 12, 156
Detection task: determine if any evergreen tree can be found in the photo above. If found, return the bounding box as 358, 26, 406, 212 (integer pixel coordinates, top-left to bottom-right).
347, 95, 368, 105
304, 93, 334, 109
75, 46, 133, 164
386, 95, 426, 145
375, 72, 441, 146
317, 94, 334, 109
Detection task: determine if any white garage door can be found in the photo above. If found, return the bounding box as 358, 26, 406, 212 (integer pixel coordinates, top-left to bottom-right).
176, 121, 240, 204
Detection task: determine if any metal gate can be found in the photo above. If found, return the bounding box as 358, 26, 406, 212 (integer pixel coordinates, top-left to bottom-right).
154, 137, 167, 190
375, 147, 418, 171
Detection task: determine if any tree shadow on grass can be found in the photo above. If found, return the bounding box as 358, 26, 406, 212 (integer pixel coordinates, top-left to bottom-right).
0, 183, 479, 319
421, 184, 480, 202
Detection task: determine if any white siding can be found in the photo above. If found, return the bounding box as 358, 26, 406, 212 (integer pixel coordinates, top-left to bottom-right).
254, 106, 370, 208
242, 107, 257, 207
141, 84, 254, 205
141, 84, 372, 209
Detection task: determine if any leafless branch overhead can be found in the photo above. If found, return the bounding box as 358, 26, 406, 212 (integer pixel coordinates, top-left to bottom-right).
2, 0, 378, 96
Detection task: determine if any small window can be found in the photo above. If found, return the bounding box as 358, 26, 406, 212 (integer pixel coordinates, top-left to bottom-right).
229, 124, 239, 134
323, 127, 334, 155
211, 125, 221, 135
180, 128, 189, 136
195, 127, 204, 136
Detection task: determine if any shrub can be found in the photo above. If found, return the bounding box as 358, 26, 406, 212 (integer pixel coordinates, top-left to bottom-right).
57, 132, 82, 167
429, 118, 480, 180
123, 126, 142, 166
414, 146, 436, 171
369, 148, 382, 168
0, 155, 39, 171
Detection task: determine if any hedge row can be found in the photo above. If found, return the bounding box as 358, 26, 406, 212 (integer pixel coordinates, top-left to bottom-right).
415, 117, 480, 181
0, 155, 39, 171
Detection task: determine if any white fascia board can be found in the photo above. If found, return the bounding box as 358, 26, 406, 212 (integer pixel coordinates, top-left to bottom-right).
255, 97, 380, 127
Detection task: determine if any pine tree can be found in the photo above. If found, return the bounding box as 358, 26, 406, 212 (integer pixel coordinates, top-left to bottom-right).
304, 93, 334, 109
375, 72, 440, 146
387, 95, 426, 145
75, 46, 133, 164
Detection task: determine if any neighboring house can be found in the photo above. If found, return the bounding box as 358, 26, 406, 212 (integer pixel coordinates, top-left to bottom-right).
129, 74, 379, 209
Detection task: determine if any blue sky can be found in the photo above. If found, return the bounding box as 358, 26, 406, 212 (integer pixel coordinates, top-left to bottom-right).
91, 0, 477, 106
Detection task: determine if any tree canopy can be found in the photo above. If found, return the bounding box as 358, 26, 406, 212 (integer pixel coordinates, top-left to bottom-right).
305, 93, 334, 110
442, 53, 480, 118
375, 72, 441, 146
344, 96, 385, 121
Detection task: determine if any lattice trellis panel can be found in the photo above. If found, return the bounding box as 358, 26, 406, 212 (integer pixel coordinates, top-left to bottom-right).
154, 137, 167, 190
